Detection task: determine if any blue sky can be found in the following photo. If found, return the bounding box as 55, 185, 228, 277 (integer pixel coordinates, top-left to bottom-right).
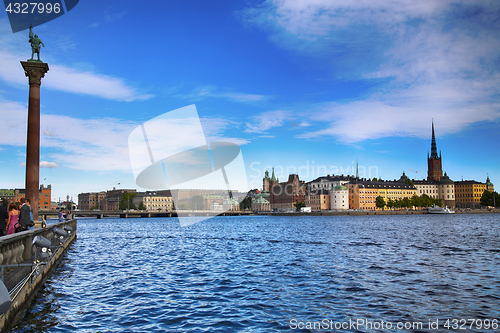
1, 0, 499, 202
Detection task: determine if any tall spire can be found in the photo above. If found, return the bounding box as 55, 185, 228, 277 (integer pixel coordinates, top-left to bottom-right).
430, 119, 438, 158
356, 159, 359, 179
271, 167, 277, 182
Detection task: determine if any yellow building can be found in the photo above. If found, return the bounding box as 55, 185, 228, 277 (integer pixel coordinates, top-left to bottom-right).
455, 180, 487, 209
133, 192, 173, 211
348, 180, 417, 211
305, 189, 330, 211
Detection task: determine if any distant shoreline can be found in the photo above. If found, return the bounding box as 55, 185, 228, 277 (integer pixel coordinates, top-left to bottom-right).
258, 209, 499, 217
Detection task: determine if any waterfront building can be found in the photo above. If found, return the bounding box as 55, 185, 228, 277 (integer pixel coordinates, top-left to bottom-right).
203, 194, 224, 210
330, 184, 349, 210
14, 188, 25, 203
486, 175, 494, 192
305, 189, 330, 211
210, 200, 224, 211
348, 180, 417, 211
39, 184, 51, 210
437, 173, 456, 207
133, 192, 173, 211
259, 168, 279, 202
1, 185, 51, 209
251, 197, 270, 212
78, 191, 106, 210
105, 187, 137, 211
0, 189, 15, 205
58, 200, 78, 211
169, 189, 236, 207
223, 198, 240, 211
454, 180, 487, 209
411, 122, 456, 207
306, 174, 357, 191
413, 180, 439, 199
270, 174, 306, 212
427, 120, 443, 181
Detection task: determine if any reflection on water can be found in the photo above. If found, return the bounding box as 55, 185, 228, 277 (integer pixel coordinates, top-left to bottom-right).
13, 214, 500, 332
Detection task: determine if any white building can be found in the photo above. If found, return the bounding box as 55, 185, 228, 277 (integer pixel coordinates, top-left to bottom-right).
330, 184, 349, 210
252, 197, 270, 212
210, 200, 224, 212
307, 175, 357, 192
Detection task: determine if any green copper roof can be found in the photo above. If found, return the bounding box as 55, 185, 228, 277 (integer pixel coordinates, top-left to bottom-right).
439, 172, 454, 185
253, 197, 269, 204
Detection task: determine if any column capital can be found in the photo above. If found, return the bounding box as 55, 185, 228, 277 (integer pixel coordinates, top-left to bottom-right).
20, 61, 49, 85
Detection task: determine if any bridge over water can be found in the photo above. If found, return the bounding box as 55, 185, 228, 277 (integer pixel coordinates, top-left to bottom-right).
39, 210, 254, 220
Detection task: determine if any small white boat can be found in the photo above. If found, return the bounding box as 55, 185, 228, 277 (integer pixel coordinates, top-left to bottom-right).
428, 206, 455, 214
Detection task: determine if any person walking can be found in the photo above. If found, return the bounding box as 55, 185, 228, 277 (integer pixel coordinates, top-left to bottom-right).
0, 204, 8, 236
6, 203, 20, 235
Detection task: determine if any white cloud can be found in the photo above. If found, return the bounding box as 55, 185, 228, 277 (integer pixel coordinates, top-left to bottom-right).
242, 0, 500, 142
0, 19, 151, 101
44, 65, 152, 101
176, 86, 269, 103
105, 12, 127, 23
40, 161, 58, 168
200, 117, 249, 146
0, 101, 248, 172
245, 110, 290, 133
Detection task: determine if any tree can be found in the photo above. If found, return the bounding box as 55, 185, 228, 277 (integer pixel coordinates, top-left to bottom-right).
119, 193, 136, 210
420, 194, 433, 208
294, 201, 306, 211
190, 195, 205, 210
178, 203, 190, 210
1, 198, 8, 207
410, 195, 420, 208
138, 201, 145, 210
481, 191, 499, 207
66, 203, 72, 210
394, 198, 401, 209
375, 196, 386, 210
402, 197, 411, 208
405, 179, 415, 186
372, 177, 378, 181
387, 198, 395, 209
240, 197, 253, 210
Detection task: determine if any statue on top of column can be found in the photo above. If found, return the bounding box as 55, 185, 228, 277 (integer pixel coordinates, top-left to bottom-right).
28, 24, 45, 62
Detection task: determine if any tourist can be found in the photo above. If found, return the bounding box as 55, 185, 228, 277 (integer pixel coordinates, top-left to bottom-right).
19, 198, 31, 231
6, 203, 20, 235
0, 204, 8, 236
26, 199, 35, 229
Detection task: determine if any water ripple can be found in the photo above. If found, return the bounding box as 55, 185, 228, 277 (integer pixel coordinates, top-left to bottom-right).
12, 214, 500, 332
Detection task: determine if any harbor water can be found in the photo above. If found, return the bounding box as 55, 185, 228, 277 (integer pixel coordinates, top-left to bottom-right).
13, 214, 500, 332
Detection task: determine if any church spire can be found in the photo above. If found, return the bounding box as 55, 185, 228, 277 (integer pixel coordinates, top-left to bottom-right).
430, 119, 438, 158
356, 159, 359, 179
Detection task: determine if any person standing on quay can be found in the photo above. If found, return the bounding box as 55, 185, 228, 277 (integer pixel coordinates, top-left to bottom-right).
0, 204, 8, 236
6, 204, 20, 235
26, 198, 34, 229
19, 198, 31, 231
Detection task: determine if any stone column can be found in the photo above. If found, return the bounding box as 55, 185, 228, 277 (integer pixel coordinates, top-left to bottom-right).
20, 61, 49, 222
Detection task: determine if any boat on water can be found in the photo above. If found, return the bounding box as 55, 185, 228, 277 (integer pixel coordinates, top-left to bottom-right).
428, 206, 455, 214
